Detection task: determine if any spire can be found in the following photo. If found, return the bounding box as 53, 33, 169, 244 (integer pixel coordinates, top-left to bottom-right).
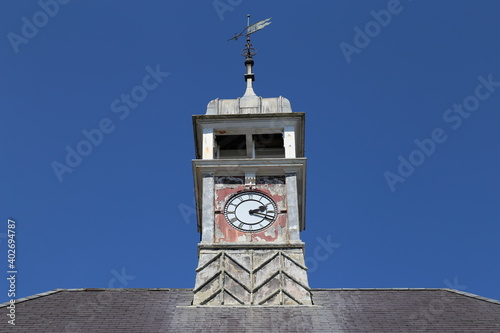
242, 33, 256, 97
228, 15, 272, 98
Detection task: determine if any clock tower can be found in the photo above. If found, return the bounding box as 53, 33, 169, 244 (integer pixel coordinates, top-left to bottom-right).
192, 26, 312, 305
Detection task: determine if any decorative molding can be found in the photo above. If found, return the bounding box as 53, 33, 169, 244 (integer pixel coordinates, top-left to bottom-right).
198, 243, 304, 251
193, 249, 312, 306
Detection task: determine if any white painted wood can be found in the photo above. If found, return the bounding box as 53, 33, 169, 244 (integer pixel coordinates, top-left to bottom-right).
202, 128, 214, 160
286, 172, 301, 242
284, 126, 296, 158
201, 174, 215, 243
245, 170, 257, 185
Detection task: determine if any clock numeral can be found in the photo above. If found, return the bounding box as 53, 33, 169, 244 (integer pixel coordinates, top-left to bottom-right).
229, 217, 238, 223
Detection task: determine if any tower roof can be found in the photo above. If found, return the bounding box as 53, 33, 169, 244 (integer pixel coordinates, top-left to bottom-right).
206, 95, 293, 115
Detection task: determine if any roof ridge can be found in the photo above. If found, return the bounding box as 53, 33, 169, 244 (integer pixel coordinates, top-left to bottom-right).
3, 288, 499, 307
0, 288, 193, 307
311, 288, 442, 291
443, 288, 500, 305
312, 288, 500, 304
0, 288, 70, 307
80, 288, 184, 291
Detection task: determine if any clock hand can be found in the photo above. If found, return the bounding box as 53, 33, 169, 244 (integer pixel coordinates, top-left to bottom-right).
252, 211, 270, 216
250, 212, 274, 220
248, 206, 266, 214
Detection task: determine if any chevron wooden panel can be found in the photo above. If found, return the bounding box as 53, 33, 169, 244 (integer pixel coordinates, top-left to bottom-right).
193, 249, 312, 305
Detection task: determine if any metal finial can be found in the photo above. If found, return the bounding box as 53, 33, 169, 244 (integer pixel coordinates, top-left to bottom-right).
241, 36, 257, 59
228, 16, 272, 95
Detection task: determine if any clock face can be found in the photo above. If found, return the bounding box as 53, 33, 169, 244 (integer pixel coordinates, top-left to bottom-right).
224, 191, 278, 232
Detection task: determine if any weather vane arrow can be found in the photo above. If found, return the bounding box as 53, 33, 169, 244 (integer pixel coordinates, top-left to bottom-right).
228, 16, 272, 41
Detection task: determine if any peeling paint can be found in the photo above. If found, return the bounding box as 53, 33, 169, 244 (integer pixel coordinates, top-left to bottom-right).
278, 215, 287, 228
215, 185, 245, 210
264, 225, 277, 238
213, 181, 291, 243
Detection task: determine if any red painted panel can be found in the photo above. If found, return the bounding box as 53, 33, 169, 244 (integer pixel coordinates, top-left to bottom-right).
214, 182, 290, 243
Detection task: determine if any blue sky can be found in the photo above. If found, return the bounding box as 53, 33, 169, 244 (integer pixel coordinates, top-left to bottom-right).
1, 0, 499, 304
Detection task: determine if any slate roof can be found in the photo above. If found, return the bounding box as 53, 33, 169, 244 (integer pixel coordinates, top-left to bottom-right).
1, 288, 499, 332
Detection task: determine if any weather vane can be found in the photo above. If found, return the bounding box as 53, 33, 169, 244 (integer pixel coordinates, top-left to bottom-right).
228, 15, 272, 59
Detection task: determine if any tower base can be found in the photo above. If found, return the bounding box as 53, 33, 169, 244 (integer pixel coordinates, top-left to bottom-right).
193, 246, 313, 305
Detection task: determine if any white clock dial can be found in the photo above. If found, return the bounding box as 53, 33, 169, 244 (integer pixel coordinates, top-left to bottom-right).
224, 191, 278, 232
